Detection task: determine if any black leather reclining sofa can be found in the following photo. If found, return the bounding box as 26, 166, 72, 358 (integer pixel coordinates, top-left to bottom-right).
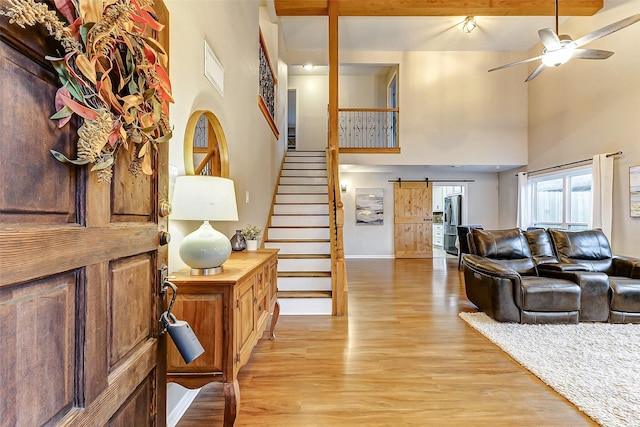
462, 227, 640, 324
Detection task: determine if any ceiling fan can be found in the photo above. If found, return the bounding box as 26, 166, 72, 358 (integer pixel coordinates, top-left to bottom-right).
488, 0, 640, 82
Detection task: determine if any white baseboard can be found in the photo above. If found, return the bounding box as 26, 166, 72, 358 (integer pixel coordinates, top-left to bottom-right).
167, 383, 201, 427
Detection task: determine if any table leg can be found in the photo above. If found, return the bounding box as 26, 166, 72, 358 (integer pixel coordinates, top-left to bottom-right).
223, 379, 240, 427
269, 300, 280, 340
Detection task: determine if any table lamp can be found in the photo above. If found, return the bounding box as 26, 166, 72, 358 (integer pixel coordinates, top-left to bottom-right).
171, 176, 239, 275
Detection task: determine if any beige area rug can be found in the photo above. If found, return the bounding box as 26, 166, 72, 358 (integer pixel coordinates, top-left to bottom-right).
459, 312, 640, 427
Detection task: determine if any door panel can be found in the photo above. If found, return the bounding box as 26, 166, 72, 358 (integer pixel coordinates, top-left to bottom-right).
394, 182, 433, 258
0, 41, 77, 225
0, 272, 77, 426
110, 254, 153, 368
0, 1, 169, 424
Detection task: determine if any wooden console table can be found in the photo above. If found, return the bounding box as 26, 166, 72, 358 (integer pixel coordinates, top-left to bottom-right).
167, 249, 279, 426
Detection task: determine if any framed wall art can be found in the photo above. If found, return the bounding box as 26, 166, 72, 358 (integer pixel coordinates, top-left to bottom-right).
355, 188, 384, 225
630, 165, 640, 218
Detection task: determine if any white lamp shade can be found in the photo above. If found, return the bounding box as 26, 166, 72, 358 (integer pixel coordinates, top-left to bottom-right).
171, 176, 239, 221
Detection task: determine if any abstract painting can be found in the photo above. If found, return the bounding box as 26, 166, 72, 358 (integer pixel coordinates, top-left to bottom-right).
356, 188, 384, 225
631, 165, 640, 218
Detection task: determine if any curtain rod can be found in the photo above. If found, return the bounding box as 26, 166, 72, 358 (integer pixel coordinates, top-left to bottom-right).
387, 178, 475, 187
518, 151, 622, 177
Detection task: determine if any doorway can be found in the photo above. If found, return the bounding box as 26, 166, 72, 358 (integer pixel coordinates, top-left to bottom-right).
287, 89, 297, 151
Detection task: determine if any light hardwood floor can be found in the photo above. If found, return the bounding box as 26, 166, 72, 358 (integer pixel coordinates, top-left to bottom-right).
177, 258, 597, 426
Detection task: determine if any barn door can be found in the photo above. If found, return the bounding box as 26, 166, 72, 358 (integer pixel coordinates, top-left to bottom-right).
394, 182, 433, 258
0, 2, 169, 425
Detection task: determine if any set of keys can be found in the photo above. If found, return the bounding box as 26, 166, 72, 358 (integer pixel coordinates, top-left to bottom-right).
159, 266, 205, 364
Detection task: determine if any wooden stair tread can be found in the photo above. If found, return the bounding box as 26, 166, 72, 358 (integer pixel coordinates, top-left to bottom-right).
277, 290, 332, 299
278, 271, 332, 277
267, 239, 330, 243
275, 202, 328, 205
278, 254, 331, 259
271, 213, 329, 216
268, 226, 330, 229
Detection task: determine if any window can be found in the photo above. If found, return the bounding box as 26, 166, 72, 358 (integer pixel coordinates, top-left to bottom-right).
531, 168, 592, 230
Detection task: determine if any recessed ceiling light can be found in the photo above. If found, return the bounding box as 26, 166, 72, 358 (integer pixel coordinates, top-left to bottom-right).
303, 64, 314, 71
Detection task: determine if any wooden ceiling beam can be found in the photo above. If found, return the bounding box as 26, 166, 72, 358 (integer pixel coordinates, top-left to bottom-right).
273, 0, 603, 17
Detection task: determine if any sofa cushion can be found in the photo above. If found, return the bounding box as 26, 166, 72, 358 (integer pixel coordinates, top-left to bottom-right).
524, 228, 558, 265
519, 277, 581, 312
548, 229, 613, 272
470, 228, 536, 275
609, 277, 640, 313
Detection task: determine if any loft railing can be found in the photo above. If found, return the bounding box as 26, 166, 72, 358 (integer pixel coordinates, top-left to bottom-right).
338, 108, 400, 153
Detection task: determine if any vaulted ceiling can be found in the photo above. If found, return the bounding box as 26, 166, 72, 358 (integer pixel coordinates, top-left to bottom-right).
272, 0, 616, 62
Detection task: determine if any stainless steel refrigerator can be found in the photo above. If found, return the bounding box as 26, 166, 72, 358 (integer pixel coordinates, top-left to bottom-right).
443, 195, 461, 255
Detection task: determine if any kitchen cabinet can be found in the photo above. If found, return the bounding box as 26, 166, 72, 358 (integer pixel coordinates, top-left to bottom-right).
433, 224, 444, 247
167, 249, 279, 426
432, 186, 444, 211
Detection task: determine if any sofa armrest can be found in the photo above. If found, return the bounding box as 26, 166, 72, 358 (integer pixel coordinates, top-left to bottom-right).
538, 262, 589, 272
613, 256, 640, 279
463, 254, 521, 280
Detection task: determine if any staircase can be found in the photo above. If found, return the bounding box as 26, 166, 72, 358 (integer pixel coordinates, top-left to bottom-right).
264, 151, 333, 315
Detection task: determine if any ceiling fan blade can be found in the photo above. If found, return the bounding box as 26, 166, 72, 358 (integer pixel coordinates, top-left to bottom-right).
525, 64, 546, 82
488, 55, 544, 73
538, 28, 561, 50
572, 14, 640, 48
572, 49, 615, 60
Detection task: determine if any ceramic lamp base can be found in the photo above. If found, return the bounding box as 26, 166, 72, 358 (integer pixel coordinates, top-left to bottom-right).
179, 221, 231, 274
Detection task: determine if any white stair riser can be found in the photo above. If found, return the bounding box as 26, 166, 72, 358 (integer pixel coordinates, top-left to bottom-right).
280, 176, 328, 185
287, 151, 324, 157
278, 185, 327, 194
265, 241, 330, 254
285, 157, 325, 163
270, 215, 329, 227
274, 204, 329, 215
268, 227, 330, 240
279, 298, 332, 315
284, 161, 325, 167
278, 258, 331, 272
278, 276, 332, 292
276, 194, 328, 204
281, 169, 327, 177
287, 151, 324, 156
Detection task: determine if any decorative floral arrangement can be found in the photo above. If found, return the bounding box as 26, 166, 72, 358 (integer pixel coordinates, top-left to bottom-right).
241, 224, 262, 241
0, 0, 173, 182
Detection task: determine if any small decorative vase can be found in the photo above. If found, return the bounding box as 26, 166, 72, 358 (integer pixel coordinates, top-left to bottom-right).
230, 230, 247, 251
246, 239, 258, 251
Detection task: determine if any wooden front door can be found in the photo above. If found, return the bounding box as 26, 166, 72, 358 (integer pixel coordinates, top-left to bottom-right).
0, 2, 169, 425
394, 182, 433, 258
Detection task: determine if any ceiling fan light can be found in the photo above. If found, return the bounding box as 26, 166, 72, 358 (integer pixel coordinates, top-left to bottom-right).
462, 16, 476, 33
541, 48, 574, 67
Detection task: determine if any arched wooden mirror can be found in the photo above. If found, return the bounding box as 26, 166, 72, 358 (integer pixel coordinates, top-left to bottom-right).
184, 110, 229, 177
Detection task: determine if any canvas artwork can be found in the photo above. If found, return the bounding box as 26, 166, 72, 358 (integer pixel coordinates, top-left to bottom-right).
356, 188, 384, 225
631, 165, 640, 218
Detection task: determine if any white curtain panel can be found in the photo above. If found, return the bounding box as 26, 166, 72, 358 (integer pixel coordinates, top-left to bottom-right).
591, 154, 614, 241
516, 172, 532, 230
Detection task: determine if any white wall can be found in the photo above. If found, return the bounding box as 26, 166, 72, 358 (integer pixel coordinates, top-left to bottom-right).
290, 50, 529, 167
165, 1, 286, 271
340, 167, 500, 256
499, 0, 640, 256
